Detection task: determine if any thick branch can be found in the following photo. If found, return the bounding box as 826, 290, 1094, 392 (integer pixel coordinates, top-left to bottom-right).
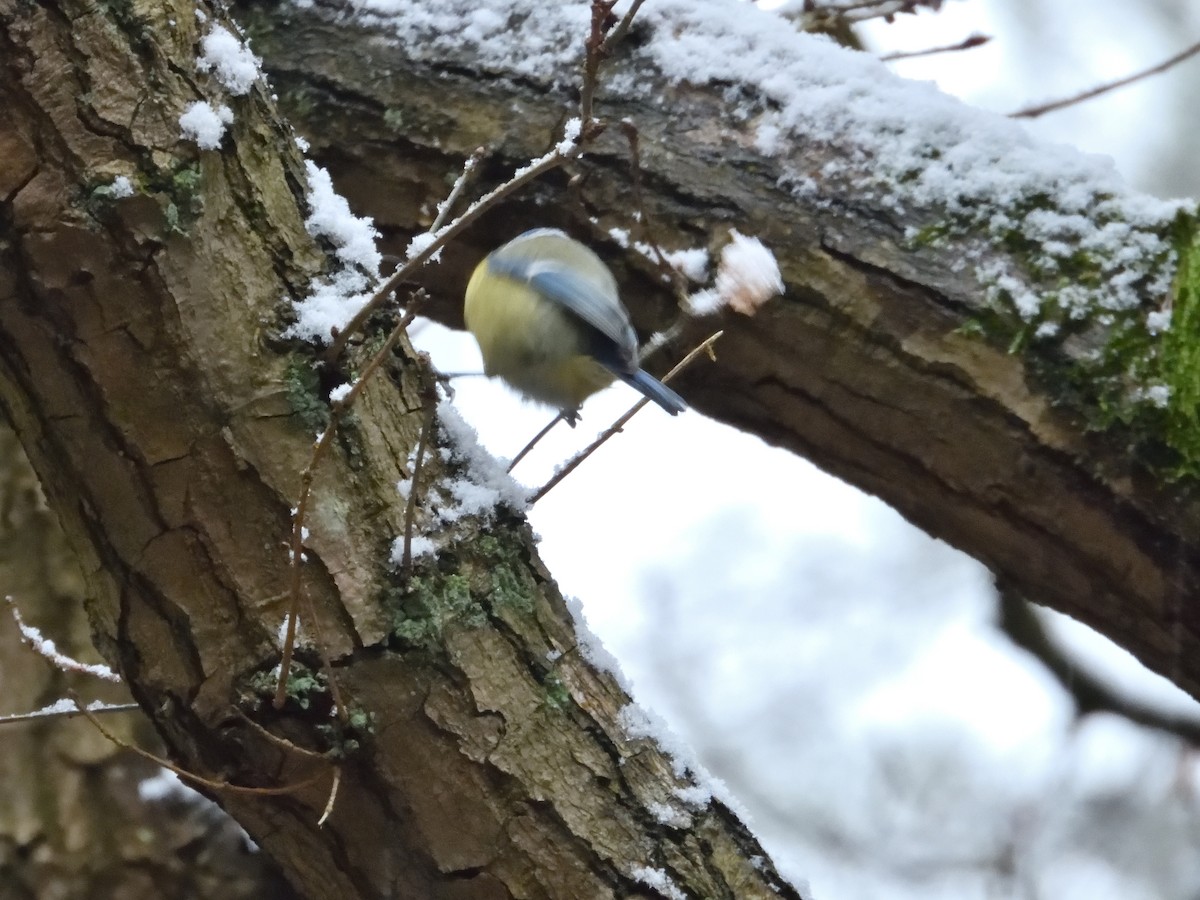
244, 1, 1200, 703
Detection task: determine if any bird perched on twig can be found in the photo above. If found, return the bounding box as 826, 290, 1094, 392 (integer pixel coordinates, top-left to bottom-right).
464, 228, 686, 423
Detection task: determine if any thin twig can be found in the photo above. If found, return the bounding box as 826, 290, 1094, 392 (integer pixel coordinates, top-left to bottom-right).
638, 321, 686, 365
1012, 38, 1200, 119
8, 595, 121, 682
530, 332, 722, 504
996, 585, 1200, 744
0, 701, 139, 727
881, 33, 989, 62
507, 413, 568, 473
618, 121, 692, 305
602, 0, 648, 55
234, 710, 332, 761
72, 693, 330, 798
276, 297, 426, 711
430, 147, 485, 233
580, 1, 618, 125
325, 142, 582, 364
318, 766, 341, 827
581, 0, 646, 153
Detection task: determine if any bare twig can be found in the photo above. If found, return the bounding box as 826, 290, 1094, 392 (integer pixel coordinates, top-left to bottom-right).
881, 33, 989, 62
996, 585, 1200, 744
276, 296, 427, 711
507, 412, 570, 472
8, 595, 121, 682
1012, 39, 1200, 119
72, 693, 331, 798
580, 1, 618, 125
234, 710, 332, 761
602, 0, 648, 54
530, 332, 722, 504
0, 700, 139, 727
430, 147, 485, 233
318, 766, 341, 827
618, 121, 693, 303
580, 0, 646, 143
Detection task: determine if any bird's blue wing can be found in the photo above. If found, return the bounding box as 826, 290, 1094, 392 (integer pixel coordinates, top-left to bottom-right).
488, 253, 686, 415
490, 256, 637, 364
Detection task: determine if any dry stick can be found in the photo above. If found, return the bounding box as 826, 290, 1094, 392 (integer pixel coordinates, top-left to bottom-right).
8, 596, 121, 682
604, 0, 647, 50
881, 33, 989, 62
431, 147, 486, 232
238, 707, 346, 822
529, 331, 723, 504
580, 0, 646, 132
317, 767, 341, 827
235, 709, 332, 761
275, 298, 426, 711
507, 412, 569, 473
0, 702, 140, 726
71, 693, 330, 798
580, 1, 617, 126
1012, 38, 1200, 119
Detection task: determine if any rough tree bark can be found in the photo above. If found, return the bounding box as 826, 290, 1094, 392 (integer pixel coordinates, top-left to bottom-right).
0, 426, 295, 898
3, 0, 1198, 897
1, 2, 802, 898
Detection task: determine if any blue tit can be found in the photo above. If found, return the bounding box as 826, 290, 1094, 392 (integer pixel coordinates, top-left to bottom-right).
463, 229, 687, 421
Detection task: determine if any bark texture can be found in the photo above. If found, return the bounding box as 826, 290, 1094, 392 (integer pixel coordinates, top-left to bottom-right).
0, 424, 295, 899
1, 2, 801, 898
244, 1, 1200, 702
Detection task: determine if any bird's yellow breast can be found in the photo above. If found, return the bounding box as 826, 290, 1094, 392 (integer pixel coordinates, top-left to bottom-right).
464, 260, 614, 410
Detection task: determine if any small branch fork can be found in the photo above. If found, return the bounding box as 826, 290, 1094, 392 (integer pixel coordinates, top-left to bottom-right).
73, 693, 333, 799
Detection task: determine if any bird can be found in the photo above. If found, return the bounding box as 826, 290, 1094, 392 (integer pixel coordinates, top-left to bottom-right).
463, 229, 686, 422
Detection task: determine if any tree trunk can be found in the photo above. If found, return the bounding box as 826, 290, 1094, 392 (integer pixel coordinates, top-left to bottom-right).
0, 425, 295, 899
0, 2, 802, 897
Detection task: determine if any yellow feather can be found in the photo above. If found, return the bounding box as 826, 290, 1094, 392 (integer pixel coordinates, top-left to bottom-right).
464, 259, 614, 411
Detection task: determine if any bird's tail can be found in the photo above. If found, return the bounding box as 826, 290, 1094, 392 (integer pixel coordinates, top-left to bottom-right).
619, 369, 687, 415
